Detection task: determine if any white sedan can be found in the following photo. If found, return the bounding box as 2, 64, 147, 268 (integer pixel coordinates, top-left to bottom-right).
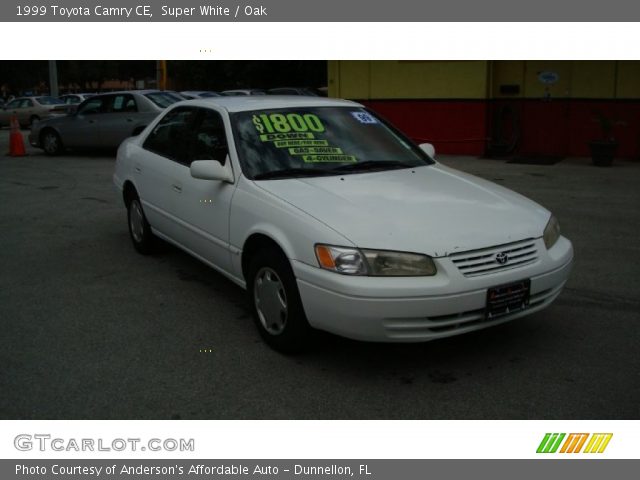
113, 96, 573, 351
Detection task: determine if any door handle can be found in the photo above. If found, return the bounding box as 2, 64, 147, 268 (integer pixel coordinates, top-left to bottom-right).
126, 118, 133, 122
172, 184, 182, 193
89, 119, 96, 124
134, 166, 142, 173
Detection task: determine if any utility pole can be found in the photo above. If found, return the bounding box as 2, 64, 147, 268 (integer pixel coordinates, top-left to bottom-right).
156, 60, 167, 90
48, 60, 59, 97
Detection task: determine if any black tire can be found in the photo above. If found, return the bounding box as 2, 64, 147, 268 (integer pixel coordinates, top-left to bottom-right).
127, 196, 155, 254
247, 247, 313, 353
41, 129, 63, 156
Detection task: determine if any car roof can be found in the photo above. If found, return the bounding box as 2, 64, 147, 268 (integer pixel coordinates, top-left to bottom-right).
174, 95, 362, 113
89, 90, 166, 97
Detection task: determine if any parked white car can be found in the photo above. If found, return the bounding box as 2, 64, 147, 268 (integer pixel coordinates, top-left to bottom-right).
113, 97, 573, 351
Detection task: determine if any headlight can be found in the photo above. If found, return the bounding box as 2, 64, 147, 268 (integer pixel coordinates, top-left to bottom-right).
543, 215, 561, 249
314, 245, 436, 276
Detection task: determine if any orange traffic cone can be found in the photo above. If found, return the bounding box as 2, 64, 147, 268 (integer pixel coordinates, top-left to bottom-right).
9, 115, 26, 157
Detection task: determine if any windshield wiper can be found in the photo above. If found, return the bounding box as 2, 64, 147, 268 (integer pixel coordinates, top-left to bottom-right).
253, 168, 336, 180
331, 160, 415, 173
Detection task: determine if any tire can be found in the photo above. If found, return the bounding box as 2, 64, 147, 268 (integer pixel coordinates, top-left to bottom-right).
127, 196, 155, 254
247, 247, 313, 353
41, 129, 63, 156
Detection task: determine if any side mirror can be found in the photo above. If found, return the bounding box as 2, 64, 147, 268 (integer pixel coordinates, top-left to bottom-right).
419, 143, 436, 158
190, 158, 234, 183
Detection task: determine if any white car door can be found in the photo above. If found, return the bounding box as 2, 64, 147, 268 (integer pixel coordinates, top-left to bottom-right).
170, 107, 237, 275
134, 106, 198, 241
135, 106, 236, 274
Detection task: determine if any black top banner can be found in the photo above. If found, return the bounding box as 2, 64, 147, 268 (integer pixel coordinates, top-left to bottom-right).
4, 0, 640, 21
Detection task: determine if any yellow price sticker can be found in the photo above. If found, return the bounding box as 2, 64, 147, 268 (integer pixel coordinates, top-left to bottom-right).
302, 155, 357, 163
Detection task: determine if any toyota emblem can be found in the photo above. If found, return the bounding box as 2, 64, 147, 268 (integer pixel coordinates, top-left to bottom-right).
495, 252, 509, 264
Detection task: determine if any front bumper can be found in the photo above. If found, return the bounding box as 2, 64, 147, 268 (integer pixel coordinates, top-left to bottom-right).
292, 236, 573, 342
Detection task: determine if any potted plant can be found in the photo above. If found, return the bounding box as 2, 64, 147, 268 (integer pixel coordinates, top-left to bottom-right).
589, 111, 619, 167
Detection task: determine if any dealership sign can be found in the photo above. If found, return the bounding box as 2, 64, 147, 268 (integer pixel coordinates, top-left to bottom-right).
537, 71, 559, 84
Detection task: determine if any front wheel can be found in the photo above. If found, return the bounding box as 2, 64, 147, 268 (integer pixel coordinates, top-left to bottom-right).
127, 197, 155, 254
41, 129, 63, 156
247, 248, 313, 353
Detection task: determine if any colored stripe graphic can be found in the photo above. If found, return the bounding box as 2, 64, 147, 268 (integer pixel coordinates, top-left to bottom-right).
537, 433, 566, 453
560, 433, 589, 453
537, 433, 613, 453
584, 434, 613, 453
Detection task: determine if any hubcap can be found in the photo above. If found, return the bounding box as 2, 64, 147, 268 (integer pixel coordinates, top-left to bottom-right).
254, 267, 288, 335
43, 133, 58, 153
129, 200, 145, 243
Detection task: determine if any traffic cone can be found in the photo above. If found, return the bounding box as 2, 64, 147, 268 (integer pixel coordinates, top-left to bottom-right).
9, 115, 26, 157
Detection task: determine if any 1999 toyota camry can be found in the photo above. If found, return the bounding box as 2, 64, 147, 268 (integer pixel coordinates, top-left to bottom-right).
113, 96, 573, 351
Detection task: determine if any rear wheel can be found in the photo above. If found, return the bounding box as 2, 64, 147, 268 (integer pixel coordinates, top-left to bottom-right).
127, 196, 155, 254
247, 247, 313, 353
41, 129, 63, 156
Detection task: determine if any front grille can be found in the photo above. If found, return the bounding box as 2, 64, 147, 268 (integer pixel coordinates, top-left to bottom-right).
449, 239, 538, 277
382, 282, 565, 339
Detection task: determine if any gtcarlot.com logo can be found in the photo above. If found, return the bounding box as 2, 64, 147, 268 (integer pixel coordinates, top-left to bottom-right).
536, 433, 613, 454
14, 434, 195, 452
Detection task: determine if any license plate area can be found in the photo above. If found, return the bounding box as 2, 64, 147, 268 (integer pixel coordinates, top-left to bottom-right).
486, 279, 531, 319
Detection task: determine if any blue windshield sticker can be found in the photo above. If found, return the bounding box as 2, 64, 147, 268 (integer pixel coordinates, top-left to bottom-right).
351, 111, 378, 124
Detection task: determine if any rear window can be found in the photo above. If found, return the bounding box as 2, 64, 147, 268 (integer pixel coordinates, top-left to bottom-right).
36, 96, 64, 105
144, 92, 182, 108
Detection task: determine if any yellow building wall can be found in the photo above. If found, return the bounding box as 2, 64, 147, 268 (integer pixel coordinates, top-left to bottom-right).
570, 61, 616, 98
330, 61, 640, 100
490, 61, 640, 99
328, 61, 488, 99
328, 61, 371, 99
490, 61, 525, 98
617, 61, 640, 98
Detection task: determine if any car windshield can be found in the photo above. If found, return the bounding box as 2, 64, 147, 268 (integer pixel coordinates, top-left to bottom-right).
36, 96, 64, 105
231, 106, 433, 179
144, 92, 182, 108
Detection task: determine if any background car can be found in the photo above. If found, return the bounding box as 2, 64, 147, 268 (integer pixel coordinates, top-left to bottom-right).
59, 93, 95, 105
180, 91, 222, 99
267, 87, 321, 96
29, 90, 182, 155
0, 96, 68, 128
58, 93, 96, 114
221, 89, 267, 96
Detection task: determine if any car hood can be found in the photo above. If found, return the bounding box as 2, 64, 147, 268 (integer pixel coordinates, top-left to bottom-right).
254, 164, 550, 257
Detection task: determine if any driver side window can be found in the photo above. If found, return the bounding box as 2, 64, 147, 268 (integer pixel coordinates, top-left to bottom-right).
143, 107, 199, 165
77, 97, 104, 115
192, 109, 228, 164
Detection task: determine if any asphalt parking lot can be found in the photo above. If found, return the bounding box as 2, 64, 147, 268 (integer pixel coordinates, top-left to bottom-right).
1, 131, 639, 420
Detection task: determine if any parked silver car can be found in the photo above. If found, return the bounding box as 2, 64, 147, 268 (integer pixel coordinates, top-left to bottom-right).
29, 90, 181, 155
221, 89, 267, 96
180, 91, 221, 99
59, 93, 95, 105
0, 96, 68, 128
267, 87, 321, 96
